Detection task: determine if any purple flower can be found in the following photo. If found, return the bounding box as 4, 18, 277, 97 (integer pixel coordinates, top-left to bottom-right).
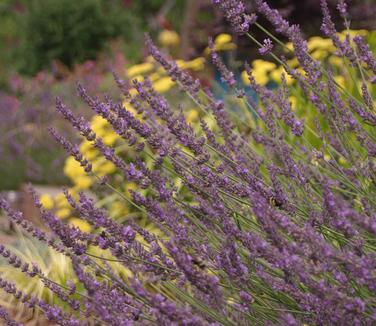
212, 0, 253, 34
259, 38, 273, 55
208, 37, 236, 87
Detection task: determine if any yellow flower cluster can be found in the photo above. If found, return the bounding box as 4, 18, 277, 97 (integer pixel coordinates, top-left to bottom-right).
158, 30, 180, 48
241, 29, 371, 88
126, 57, 205, 98
204, 33, 237, 55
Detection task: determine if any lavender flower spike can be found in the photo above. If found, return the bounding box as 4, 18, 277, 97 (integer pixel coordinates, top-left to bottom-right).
213, 0, 254, 34
208, 37, 236, 87
259, 38, 274, 55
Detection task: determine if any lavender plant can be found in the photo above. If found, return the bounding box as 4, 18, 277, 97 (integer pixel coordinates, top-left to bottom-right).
1, 0, 376, 325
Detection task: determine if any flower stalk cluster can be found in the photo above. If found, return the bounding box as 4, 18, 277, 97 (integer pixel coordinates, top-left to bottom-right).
0, 1, 376, 325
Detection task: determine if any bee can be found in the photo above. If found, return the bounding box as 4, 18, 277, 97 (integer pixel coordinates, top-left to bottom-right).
269, 196, 283, 208
192, 257, 206, 270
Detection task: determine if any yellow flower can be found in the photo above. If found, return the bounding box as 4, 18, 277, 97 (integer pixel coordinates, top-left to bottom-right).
91, 116, 109, 137
64, 157, 85, 180
69, 218, 91, 233
176, 58, 205, 71
333, 75, 346, 89
109, 201, 129, 219
186, 108, 200, 123
158, 30, 180, 47
131, 75, 144, 83
241, 70, 251, 85
153, 76, 175, 93
188, 57, 205, 71
127, 62, 154, 78
125, 182, 137, 195
270, 66, 294, 86
40, 194, 54, 210
55, 193, 70, 208
252, 70, 269, 86
75, 175, 93, 190
241, 60, 276, 86
215, 33, 232, 45
56, 208, 71, 219
307, 37, 335, 52
289, 96, 298, 111
80, 140, 98, 160
204, 33, 236, 54
148, 72, 161, 82
252, 59, 276, 72
311, 49, 328, 60
329, 55, 343, 67
284, 42, 294, 52
145, 55, 154, 63
128, 88, 138, 97
97, 160, 117, 176
337, 29, 368, 41
287, 58, 299, 68
102, 132, 119, 146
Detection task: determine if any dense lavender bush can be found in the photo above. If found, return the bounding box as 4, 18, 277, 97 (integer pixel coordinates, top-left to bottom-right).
0, 0, 376, 325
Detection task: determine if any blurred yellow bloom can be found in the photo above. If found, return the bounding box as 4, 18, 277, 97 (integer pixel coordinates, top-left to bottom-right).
102, 132, 119, 146
333, 75, 346, 88
253, 59, 276, 72
145, 55, 154, 63
270, 66, 294, 86
56, 208, 70, 219
307, 37, 335, 52
69, 218, 91, 233
127, 62, 154, 78
337, 29, 368, 41
96, 160, 117, 176
204, 33, 236, 54
91, 116, 109, 136
149, 72, 161, 82
75, 175, 93, 190
109, 201, 129, 219
64, 157, 85, 180
125, 182, 137, 195
128, 88, 138, 97
55, 193, 70, 208
241, 70, 251, 85
311, 49, 328, 60
176, 58, 205, 71
158, 30, 180, 47
287, 58, 299, 68
189, 57, 206, 71
186, 108, 200, 123
132, 75, 144, 83
329, 55, 343, 67
241, 60, 276, 86
285, 42, 294, 52
153, 76, 175, 93
289, 96, 298, 111
80, 140, 98, 160
215, 33, 232, 45
40, 194, 54, 210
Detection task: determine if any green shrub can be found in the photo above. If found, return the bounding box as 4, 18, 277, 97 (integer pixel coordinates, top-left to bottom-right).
19, 0, 111, 75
